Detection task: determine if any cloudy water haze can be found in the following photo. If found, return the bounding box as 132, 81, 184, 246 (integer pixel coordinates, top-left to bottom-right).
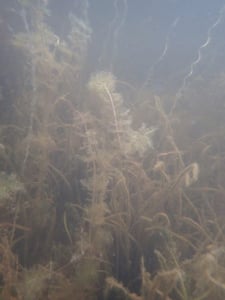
0, 1, 225, 299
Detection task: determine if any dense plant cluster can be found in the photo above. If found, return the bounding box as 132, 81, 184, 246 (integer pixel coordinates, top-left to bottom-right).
0, 1, 225, 300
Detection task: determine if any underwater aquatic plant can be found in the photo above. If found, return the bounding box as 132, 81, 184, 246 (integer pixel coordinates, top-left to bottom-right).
104, 276, 141, 300
0, 172, 24, 203
1, 1, 225, 299
88, 71, 154, 156
191, 245, 225, 298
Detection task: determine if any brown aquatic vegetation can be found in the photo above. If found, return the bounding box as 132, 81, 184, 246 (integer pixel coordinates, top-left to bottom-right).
0, 1, 225, 300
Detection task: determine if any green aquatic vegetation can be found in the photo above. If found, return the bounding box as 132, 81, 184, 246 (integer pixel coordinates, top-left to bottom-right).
0, 172, 24, 204
18, 266, 51, 300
